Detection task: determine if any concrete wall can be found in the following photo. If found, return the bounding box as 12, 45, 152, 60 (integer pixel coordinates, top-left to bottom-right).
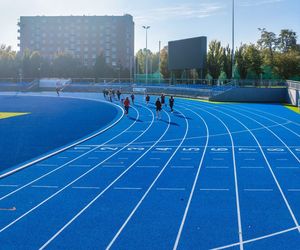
209, 87, 287, 103
286, 81, 300, 106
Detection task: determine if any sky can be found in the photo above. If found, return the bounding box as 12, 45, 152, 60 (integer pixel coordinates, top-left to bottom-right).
0, 0, 299, 53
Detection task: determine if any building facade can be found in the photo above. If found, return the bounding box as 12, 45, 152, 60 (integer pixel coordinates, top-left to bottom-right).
18, 15, 134, 69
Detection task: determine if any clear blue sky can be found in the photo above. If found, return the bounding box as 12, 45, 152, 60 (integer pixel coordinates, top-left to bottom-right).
0, 0, 299, 53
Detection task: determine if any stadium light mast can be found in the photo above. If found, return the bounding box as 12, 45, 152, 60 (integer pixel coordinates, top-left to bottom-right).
231, 0, 235, 79
143, 25, 150, 84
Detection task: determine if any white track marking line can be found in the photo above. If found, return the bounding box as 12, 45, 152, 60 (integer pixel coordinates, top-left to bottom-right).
102, 165, 125, 168
72, 186, 100, 190
240, 166, 264, 169
156, 188, 186, 191
173, 107, 212, 250
68, 164, 92, 168
276, 167, 298, 169
180, 158, 192, 160
206, 166, 229, 169
31, 185, 59, 189
113, 187, 142, 190
288, 189, 300, 192
35, 164, 58, 167
118, 158, 128, 160
136, 165, 160, 168
57, 157, 69, 159
212, 158, 224, 160
0, 185, 19, 187
196, 104, 300, 233
150, 158, 160, 160
200, 188, 229, 191
182, 107, 244, 250
0, 106, 154, 233
0, 106, 140, 201
39, 108, 170, 250
87, 157, 99, 160
212, 226, 299, 250
67, 150, 85, 153
171, 166, 195, 169
244, 189, 273, 192
236, 106, 300, 135
105, 109, 187, 250
227, 106, 300, 164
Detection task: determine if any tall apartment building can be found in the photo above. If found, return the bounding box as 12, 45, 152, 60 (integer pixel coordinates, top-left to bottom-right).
17, 15, 134, 69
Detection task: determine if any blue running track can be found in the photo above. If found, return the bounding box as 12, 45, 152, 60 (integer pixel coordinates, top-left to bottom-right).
0, 92, 299, 250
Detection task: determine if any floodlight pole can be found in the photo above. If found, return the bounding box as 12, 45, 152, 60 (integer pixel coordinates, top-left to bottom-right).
158, 40, 161, 84
231, 0, 235, 79
143, 26, 150, 84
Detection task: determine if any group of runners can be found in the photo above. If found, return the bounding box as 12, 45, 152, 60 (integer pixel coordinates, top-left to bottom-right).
123, 93, 174, 119
103, 89, 122, 102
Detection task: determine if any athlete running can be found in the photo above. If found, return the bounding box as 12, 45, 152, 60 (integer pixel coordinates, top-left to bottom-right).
169, 96, 174, 112
131, 93, 135, 105
145, 94, 150, 105
155, 98, 162, 119
124, 97, 130, 115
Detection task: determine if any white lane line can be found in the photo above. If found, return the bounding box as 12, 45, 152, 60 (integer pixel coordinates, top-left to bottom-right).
87, 157, 99, 160
227, 106, 300, 164
205, 105, 300, 233
276, 167, 298, 169
150, 158, 160, 160
68, 164, 92, 168
106, 109, 187, 250
35, 164, 58, 167
237, 106, 300, 136
173, 107, 211, 250
67, 150, 85, 153
212, 226, 299, 250
244, 158, 255, 161
178, 104, 244, 250
276, 158, 288, 161
118, 157, 128, 160
125, 130, 145, 133
240, 166, 264, 169
244, 189, 273, 192
0, 185, 19, 187
238, 152, 258, 154
39, 108, 169, 249
57, 157, 69, 159
102, 165, 125, 168
288, 189, 300, 192
171, 166, 195, 169
212, 158, 224, 161
200, 188, 229, 191
180, 158, 192, 160
31, 185, 59, 189
113, 187, 142, 190
72, 186, 100, 190
136, 165, 160, 168
0, 105, 150, 232
156, 188, 186, 191
206, 166, 229, 169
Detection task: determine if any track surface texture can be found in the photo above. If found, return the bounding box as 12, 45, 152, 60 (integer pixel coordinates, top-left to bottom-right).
0, 92, 299, 250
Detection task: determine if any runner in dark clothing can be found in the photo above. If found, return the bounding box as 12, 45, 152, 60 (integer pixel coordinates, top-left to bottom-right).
117, 90, 121, 101
161, 94, 166, 107
169, 96, 174, 112
131, 93, 135, 105
123, 97, 130, 115
145, 94, 150, 105
155, 98, 162, 119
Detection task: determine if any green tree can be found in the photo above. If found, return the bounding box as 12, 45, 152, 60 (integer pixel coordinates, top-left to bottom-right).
257, 28, 277, 66
160, 46, 170, 79
273, 50, 300, 79
207, 40, 223, 79
278, 29, 297, 52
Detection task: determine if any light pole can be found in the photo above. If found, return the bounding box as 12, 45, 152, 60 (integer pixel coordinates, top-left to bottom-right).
231, 0, 235, 79
143, 25, 150, 84
158, 40, 161, 84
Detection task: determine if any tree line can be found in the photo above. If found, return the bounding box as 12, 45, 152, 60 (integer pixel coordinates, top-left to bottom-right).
0, 28, 299, 81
